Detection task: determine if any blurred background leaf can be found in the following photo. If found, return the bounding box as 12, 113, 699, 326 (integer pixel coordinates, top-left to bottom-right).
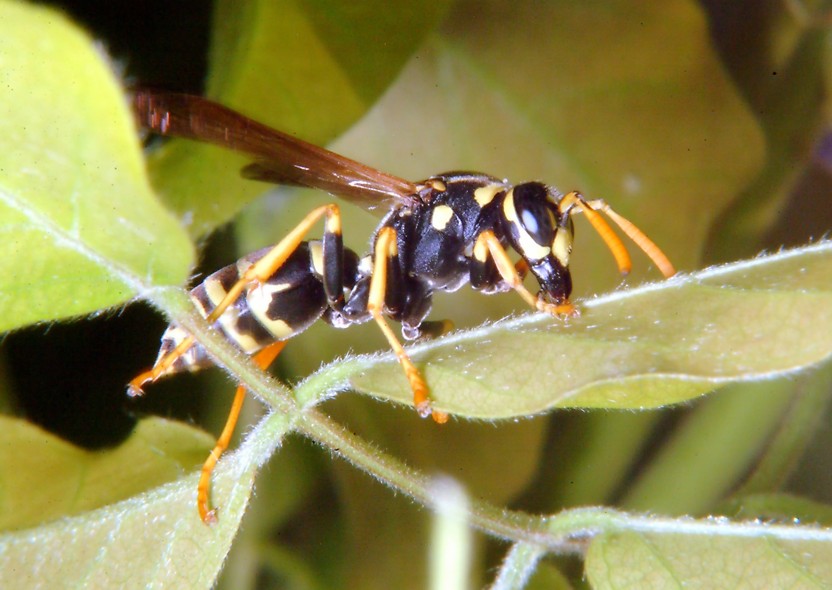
0, 1, 193, 332
1, 0, 831, 588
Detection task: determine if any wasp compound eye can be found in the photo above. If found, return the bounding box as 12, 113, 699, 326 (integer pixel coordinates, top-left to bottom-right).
511, 182, 557, 247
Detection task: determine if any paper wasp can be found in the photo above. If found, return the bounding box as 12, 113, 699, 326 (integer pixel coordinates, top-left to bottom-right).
128, 91, 676, 522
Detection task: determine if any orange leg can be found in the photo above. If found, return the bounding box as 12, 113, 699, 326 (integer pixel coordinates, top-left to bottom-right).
474, 230, 576, 316
368, 227, 448, 424
198, 340, 286, 524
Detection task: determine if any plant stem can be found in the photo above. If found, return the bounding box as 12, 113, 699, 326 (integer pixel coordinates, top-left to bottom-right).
146, 283, 832, 555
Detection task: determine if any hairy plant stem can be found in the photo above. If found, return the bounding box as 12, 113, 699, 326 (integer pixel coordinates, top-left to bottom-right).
145, 286, 584, 552
146, 284, 832, 555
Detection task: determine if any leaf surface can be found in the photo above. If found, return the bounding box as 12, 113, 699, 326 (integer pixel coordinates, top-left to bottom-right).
0, 409, 292, 589
0, 2, 193, 331
587, 529, 832, 590
0, 417, 212, 531
352, 243, 832, 418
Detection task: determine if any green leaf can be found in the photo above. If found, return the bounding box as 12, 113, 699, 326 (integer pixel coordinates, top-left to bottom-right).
620, 380, 798, 515
0, 408, 293, 588
0, 417, 212, 531
706, 15, 831, 260
351, 242, 832, 418
0, 449, 254, 589
586, 528, 832, 589
735, 366, 832, 496
537, 508, 832, 590
621, 366, 832, 515
0, 1, 194, 332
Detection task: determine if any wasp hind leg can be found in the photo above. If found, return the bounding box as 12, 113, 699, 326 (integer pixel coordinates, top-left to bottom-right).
368, 227, 448, 424
198, 341, 286, 524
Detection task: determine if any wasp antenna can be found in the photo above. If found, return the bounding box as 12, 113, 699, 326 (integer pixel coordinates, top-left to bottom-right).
561, 193, 632, 275
592, 205, 676, 278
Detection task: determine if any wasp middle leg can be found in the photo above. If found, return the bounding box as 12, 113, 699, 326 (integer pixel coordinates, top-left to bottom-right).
366, 227, 449, 424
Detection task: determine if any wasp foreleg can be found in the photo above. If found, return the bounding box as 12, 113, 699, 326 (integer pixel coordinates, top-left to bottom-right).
473, 230, 575, 316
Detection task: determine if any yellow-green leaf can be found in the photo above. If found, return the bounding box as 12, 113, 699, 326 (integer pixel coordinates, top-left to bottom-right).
352, 242, 832, 418
0, 449, 255, 589
587, 529, 832, 589
0, 1, 194, 332
0, 417, 212, 531
0, 408, 294, 589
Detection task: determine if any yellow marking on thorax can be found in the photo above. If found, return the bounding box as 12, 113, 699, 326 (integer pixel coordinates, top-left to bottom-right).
427, 178, 447, 192
474, 184, 502, 207
431, 204, 455, 231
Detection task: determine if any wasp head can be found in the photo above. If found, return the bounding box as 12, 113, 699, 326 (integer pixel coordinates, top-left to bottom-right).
502, 182, 574, 304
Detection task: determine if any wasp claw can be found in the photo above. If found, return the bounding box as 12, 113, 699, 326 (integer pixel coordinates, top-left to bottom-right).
126, 384, 145, 398
416, 400, 433, 419
203, 508, 218, 525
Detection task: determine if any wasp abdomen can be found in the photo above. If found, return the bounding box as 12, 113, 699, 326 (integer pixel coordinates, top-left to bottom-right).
155, 242, 332, 377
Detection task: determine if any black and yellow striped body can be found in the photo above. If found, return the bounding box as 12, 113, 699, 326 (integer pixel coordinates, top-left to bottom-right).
154, 172, 575, 376
155, 241, 355, 376
131, 91, 677, 521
